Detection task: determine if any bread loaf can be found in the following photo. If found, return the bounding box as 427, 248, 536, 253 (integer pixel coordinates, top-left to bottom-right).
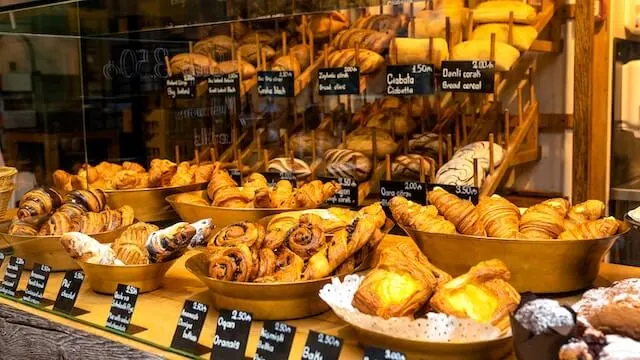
289, 130, 339, 157
290, 44, 311, 70
327, 49, 384, 75
364, 110, 417, 136
353, 14, 409, 34
346, 128, 398, 159
307, 12, 348, 40
193, 35, 233, 59
272, 55, 302, 77
215, 60, 257, 79
451, 40, 520, 71
267, 158, 311, 179
240, 29, 280, 47
238, 44, 276, 65
393, 38, 449, 69
473, 1, 537, 24
409, 133, 447, 159
392, 154, 435, 179
169, 54, 218, 77
324, 149, 372, 181
472, 24, 538, 51
331, 29, 393, 54
415, 8, 464, 44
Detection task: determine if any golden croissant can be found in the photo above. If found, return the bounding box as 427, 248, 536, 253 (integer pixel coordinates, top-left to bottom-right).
428, 188, 485, 235
477, 195, 520, 238
557, 217, 619, 240
519, 198, 569, 239
564, 200, 606, 231
389, 196, 457, 234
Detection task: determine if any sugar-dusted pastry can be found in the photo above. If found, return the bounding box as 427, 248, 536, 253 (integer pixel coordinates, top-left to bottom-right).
430, 259, 520, 331
565, 200, 606, 231
451, 40, 520, 72
207, 169, 237, 200
324, 149, 372, 182
327, 49, 385, 75
193, 35, 233, 59
286, 218, 327, 260
472, 24, 538, 51
145, 222, 197, 263
429, 187, 485, 236
209, 222, 265, 249
394, 37, 449, 69
267, 158, 312, 179
208, 244, 254, 282
149, 159, 177, 187
353, 241, 450, 318
477, 195, 520, 238
254, 248, 304, 283
306, 11, 348, 40
473, 1, 538, 24
60, 232, 123, 265
392, 154, 435, 180
238, 44, 276, 65
557, 217, 619, 240
389, 196, 457, 234
409, 132, 447, 160
519, 198, 570, 239
17, 187, 63, 219
294, 180, 341, 209
346, 128, 399, 159
169, 53, 218, 77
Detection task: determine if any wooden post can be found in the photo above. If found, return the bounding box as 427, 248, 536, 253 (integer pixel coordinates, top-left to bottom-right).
385, 155, 391, 181
473, 158, 479, 188
263, 149, 270, 170
489, 133, 495, 175
504, 109, 511, 149
210, 147, 217, 163
175, 145, 180, 163
164, 56, 172, 77
438, 133, 443, 166
194, 149, 200, 166
446, 134, 453, 160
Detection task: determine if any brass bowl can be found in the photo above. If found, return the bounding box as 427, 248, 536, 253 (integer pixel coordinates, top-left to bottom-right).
186, 215, 395, 320
74, 258, 178, 294
404, 225, 628, 293
166, 190, 296, 234
106, 183, 206, 222
0, 223, 130, 271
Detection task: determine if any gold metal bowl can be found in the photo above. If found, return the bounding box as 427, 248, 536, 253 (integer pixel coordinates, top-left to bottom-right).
166, 190, 296, 234
404, 225, 628, 293
0, 223, 130, 271
74, 258, 178, 294
106, 183, 206, 222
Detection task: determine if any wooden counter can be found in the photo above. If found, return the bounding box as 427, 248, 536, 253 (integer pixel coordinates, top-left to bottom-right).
0, 234, 637, 359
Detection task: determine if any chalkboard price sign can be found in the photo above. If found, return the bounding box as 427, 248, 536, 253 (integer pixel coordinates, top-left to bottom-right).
440, 60, 495, 93
211, 309, 253, 360
166, 74, 196, 99
429, 184, 480, 205
0, 256, 25, 298
22, 263, 51, 306
302, 331, 343, 360
257, 71, 294, 97
363, 346, 407, 360
318, 67, 360, 95
171, 300, 209, 353
259, 172, 298, 188
386, 64, 435, 96
53, 270, 84, 314
105, 284, 139, 333
379, 180, 427, 210
319, 177, 359, 207
208, 72, 240, 97
229, 168, 243, 184
254, 321, 297, 360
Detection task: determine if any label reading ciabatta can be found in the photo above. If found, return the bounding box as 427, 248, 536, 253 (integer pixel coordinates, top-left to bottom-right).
364, 346, 407, 360
166, 74, 196, 99
429, 183, 480, 205
302, 331, 343, 360
386, 64, 435, 96
0, 256, 25, 298
319, 176, 359, 207
22, 263, 51, 306
257, 71, 294, 97
171, 300, 209, 353
105, 284, 139, 333
440, 61, 495, 93
253, 321, 297, 360
208, 72, 240, 97
211, 309, 252, 360
379, 180, 427, 211
53, 270, 84, 314
318, 67, 360, 95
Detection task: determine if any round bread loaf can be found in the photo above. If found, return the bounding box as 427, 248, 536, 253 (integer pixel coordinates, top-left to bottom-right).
324, 149, 372, 181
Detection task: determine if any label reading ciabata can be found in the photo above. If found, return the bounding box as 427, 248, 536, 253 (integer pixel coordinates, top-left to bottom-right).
0, 256, 25, 298
53, 270, 84, 314
254, 321, 297, 360
440, 60, 495, 93
318, 66, 360, 95
302, 331, 343, 360
257, 71, 294, 97
22, 263, 51, 306
211, 309, 253, 360
363, 346, 407, 360
386, 64, 435, 96
105, 284, 139, 333
171, 300, 209, 353
166, 74, 196, 99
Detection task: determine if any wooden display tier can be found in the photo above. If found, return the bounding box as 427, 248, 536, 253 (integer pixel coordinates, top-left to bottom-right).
0, 234, 637, 359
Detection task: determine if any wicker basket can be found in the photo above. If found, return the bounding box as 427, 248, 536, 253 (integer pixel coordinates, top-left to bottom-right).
0, 167, 17, 220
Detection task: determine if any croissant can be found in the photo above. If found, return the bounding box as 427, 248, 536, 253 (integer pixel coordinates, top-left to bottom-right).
60, 232, 122, 265
519, 198, 570, 239
273, 180, 295, 208
209, 222, 265, 249
149, 159, 177, 187
254, 248, 304, 283
53, 170, 73, 193
208, 244, 254, 282
249, 248, 278, 281
557, 217, 619, 240
195, 163, 216, 183
175, 193, 210, 206
294, 180, 341, 208
286, 219, 327, 260
169, 162, 195, 187
429, 259, 520, 332
254, 188, 276, 208
207, 170, 237, 200
78, 212, 106, 234
114, 170, 141, 190
145, 222, 197, 263
8, 216, 49, 236
477, 195, 520, 238
212, 186, 253, 208
57, 203, 86, 219
38, 212, 78, 236
17, 188, 63, 220
428, 188, 485, 236
243, 173, 269, 193
94, 161, 122, 180
302, 216, 377, 280
390, 197, 457, 235
100, 209, 123, 232
565, 200, 606, 231
64, 189, 107, 213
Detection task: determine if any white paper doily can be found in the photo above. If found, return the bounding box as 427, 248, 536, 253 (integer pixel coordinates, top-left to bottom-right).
319, 275, 506, 343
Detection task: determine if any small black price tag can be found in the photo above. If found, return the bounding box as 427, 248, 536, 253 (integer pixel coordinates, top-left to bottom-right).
171, 300, 209, 353
363, 346, 407, 360
229, 168, 243, 184
211, 309, 253, 360
257, 71, 294, 97
259, 172, 298, 188
429, 184, 480, 205
379, 180, 427, 211
208, 72, 240, 97
0, 256, 25, 298
53, 270, 84, 314
0, 253, 5, 266
302, 331, 343, 360
440, 60, 495, 93
166, 74, 196, 99
105, 284, 139, 333
318, 66, 360, 95
254, 321, 297, 360
386, 64, 435, 96
319, 176, 359, 207
22, 263, 51, 306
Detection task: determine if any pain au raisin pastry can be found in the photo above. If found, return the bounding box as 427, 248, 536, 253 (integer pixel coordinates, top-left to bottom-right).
327, 49, 384, 75
254, 248, 305, 283
17, 187, 63, 219
428, 187, 485, 236
389, 196, 457, 234
208, 244, 254, 282
209, 222, 266, 249
286, 215, 327, 260
353, 241, 451, 318
430, 259, 520, 332
519, 198, 570, 239
477, 195, 521, 238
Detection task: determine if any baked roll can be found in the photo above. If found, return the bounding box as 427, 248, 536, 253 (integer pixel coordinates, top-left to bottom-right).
169, 53, 218, 77
193, 35, 233, 59
391, 154, 435, 180
331, 29, 393, 54
346, 128, 398, 159
393, 38, 449, 69
324, 149, 372, 182
306, 11, 348, 40
473, 1, 538, 25
519, 198, 570, 239
415, 7, 464, 44
215, 60, 257, 79
451, 40, 520, 71
472, 24, 538, 51
327, 49, 384, 75
267, 158, 311, 179
477, 195, 520, 238
290, 44, 311, 70
238, 44, 276, 65
363, 110, 417, 136
557, 217, 619, 240
428, 187, 485, 236
239, 29, 280, 47
289, 130, 339, 157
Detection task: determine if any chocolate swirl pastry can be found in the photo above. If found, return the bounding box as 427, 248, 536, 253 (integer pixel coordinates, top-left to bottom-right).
324, 149, 372, 182
17, 187, 63, 220
64, 189, 107, 213
267, 158, 312, 179
249, 248, 278, 280
211, 222, 266, 249
254, 248, 304, 283
146, 222, 197, 263
286, 222, 327, 260
208, 244, 254, 282
8, 216, 49, 236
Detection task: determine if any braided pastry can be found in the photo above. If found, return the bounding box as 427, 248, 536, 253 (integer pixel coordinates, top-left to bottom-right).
208, 244, 254, 282
17, 188, 63, 219
477, 195, 520, 238
209, 222, 265, 249
428, 187, 485, 236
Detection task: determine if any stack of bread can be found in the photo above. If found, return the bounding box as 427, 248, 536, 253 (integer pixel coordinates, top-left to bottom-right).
206, 203, 387, 283
8, 188, 135, 236
390, 188, 621, 240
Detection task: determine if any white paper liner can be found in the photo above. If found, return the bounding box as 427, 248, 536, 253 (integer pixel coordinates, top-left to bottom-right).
319, 274, 506, 343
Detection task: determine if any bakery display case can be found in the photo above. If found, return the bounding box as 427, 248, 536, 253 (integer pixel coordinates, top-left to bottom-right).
2, 0, 639, 359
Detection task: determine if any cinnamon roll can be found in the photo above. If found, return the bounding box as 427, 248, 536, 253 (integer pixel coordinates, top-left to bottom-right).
208, 244, 254, 282
210, 222, 265, 249
17, 187, 63, 219
286, 222, 327, 260
254, 248, 304, 283
249, 248, 278, 280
